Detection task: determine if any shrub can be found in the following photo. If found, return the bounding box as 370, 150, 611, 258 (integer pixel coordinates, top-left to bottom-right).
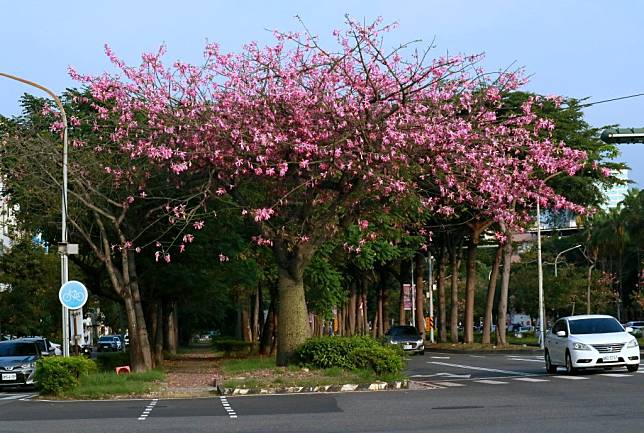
295, 336, 403, 374
35, 356, 97, 395
94, 352, 131, 372
349, 345, 404, 374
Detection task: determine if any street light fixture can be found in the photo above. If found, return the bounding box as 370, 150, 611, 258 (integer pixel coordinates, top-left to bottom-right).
0, 72, 70, 356
554, 244, 582, 277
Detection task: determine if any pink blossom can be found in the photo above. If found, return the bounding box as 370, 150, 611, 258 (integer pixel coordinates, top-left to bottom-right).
254, 208, 275, 222
193, 220, 205, 230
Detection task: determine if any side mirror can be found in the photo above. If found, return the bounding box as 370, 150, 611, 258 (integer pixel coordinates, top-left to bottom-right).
556, 330, 567, 337
625, 326, 634, 333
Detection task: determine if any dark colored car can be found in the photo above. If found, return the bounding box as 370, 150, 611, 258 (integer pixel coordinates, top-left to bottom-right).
97, 335, 124, 352
0, 339, 42, 387
19, 337, 58, 356
386, 325, 425, 355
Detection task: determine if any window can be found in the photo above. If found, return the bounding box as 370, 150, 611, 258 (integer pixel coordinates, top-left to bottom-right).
568, 318, 623, 335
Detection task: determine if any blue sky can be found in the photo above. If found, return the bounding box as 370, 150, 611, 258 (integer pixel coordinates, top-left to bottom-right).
1, 0, 642, 187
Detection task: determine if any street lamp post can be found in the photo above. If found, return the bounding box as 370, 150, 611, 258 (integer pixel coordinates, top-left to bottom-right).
554, 244, 582, 277
536, 201, 545, 349
0, 72, 70, 356
427, 253, 435, 344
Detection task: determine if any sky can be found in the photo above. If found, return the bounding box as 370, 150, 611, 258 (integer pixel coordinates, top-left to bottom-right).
1, 0, 642, 188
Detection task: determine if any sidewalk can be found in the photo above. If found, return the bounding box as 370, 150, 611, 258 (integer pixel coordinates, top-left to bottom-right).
160, 349, 219, 397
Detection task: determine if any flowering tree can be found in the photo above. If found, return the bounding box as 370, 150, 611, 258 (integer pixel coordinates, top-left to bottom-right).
74, 18, 590, 362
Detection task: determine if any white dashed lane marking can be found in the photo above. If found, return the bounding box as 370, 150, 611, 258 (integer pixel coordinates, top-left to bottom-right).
435, 381, 466, 387
513, 377, 549, 383
220, 396, 237, 419
475, 380, 508, 385
553, 376, 588, 380
138, 398, 158, 421
428, 361, 532, 376
599, 373, 632, 378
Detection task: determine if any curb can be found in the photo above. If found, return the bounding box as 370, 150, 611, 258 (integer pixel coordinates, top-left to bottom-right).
216, 380, 408, 396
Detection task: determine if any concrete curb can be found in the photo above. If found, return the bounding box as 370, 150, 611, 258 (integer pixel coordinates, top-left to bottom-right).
216, 380, 409, 396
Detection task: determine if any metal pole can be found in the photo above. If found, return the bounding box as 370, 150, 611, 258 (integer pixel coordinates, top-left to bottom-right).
0, 73, 69, 356
554, 244, 582, 277
537, 201, 545, 349
410, 259, 415, 327
428, 254, 435, 343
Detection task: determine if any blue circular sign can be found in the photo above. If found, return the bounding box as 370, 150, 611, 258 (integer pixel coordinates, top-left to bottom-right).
59, 281, 88, 310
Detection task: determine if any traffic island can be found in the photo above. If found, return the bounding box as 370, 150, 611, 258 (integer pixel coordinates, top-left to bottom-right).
216, 380, 408, 396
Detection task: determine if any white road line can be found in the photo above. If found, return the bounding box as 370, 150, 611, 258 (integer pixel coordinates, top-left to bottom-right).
599, 373, 632, 378
636, 371, 644, 374
553, 376, 588, 380
430, 356, 451, 359
513, 377, 549, 383
220, 396, 238, 419
507, 357, 544, 363
468, 355, 486, 358
475, 380, 508, 385
428, 361, 532, 376
435, 381, 466, 387
0, 394, 28, 400
137, 398, 158, 421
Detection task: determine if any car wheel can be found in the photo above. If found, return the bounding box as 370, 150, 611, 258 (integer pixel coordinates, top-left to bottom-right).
627, 364, 639, 373
545, 350, 557, 374
565, 351, 577, 375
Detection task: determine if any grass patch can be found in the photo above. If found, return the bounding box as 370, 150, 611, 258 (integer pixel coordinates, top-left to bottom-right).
218, 356, 406, 390
219, 356, 277, 375
59, 370, 164, 399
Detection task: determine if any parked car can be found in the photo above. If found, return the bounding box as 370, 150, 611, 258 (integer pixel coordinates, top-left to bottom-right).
97, 335, 124, 352
0, 339, 42, 387
19, 337, 60, 356
386, 325, 425, 355
623, 321, 644, 337
544, 314, 640, 374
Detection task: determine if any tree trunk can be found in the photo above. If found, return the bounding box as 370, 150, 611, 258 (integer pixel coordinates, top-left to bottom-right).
415, 254, 426, 339
123, 295, 149, 372
252, 286, 261, 342
163, 300, 178, 355
482, 246, 502, 344
275, 267, 310, 366
153, 302, 164, 367
399, 281, 406, 325
127, 256, 153, 371
464, 222, 489, 344
437, 246, 448, 343
496, 225, 513, 346
259, 297, 275, 355
241, 294, 252, 342
450, 245, 461, 343
348, 283, 357, 335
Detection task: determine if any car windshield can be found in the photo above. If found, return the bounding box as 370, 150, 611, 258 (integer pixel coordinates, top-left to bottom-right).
568, 318, 624, 335
99, 337, 113, 342
390, 326, 419, 337
0, 342, 38, 357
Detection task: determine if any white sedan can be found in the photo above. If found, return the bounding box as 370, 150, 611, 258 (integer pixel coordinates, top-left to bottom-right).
544, 314, 640, 374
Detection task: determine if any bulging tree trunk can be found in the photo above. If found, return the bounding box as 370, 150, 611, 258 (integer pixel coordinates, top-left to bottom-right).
496, 224, 513, 346
259, 297, 275, 355
482, 246, 502, 344
163, 300, 178, 355
275, 267, 310, 366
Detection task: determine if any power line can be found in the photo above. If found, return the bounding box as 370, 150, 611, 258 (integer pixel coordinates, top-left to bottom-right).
578, 92, 644, 108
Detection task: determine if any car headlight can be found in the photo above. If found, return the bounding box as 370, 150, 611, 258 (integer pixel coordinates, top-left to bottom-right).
572, 342, 591, 351
19, 362, 35, 369
627, 339, 639, 348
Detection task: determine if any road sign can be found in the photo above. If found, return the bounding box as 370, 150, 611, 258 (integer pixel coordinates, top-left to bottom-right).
59, 280, 88, 310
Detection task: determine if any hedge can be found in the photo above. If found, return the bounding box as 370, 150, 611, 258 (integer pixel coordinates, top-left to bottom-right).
295, 336, 404, 374
35, 356, 97, 395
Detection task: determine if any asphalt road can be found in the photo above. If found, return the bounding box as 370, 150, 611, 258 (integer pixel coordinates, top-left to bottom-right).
0, 351, 642, 433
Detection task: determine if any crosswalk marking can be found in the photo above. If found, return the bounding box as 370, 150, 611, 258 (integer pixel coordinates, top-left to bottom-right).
513, 377, 549, 382
434, 381, 465, 387
599, 373, 632, 378
475, 380, 508, 385
428, 361, 532, 376
0, 393, 31, 400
